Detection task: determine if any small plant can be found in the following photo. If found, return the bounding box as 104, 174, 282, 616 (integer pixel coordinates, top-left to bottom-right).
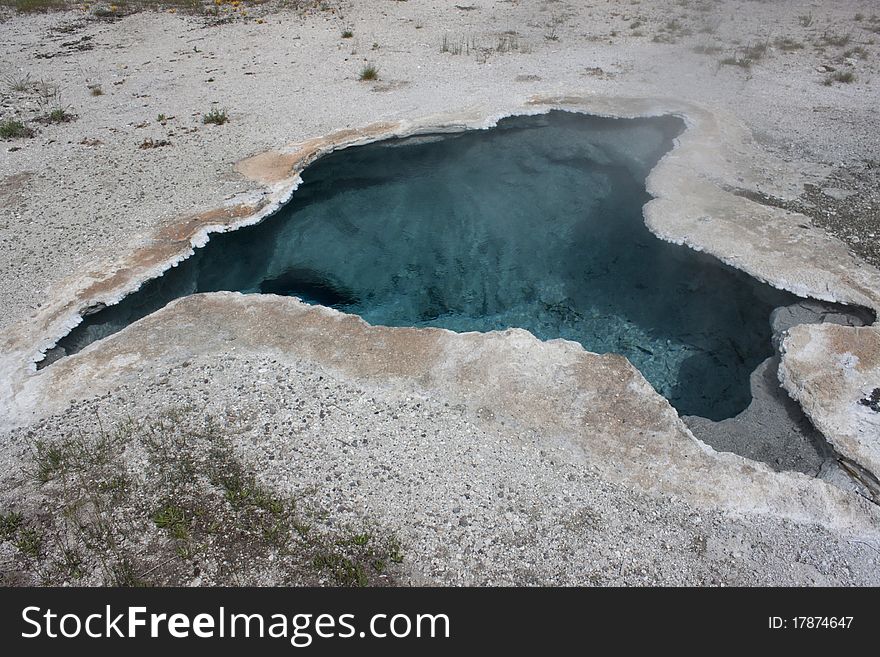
0, 511, 24, 540
341, 29, 353, 38
720, 41, 768, 69
203, 107, 228, 125
855, 13, 864, 22
744, 42, 769, 60
497, 33, 520, 52
153, 502, 189, 541
823, 70, 857, 85
798, 12, 814, 28
720, 55, 752, 69
821, 33, 852, 47
110, 559, 144, 587
97, 473, 129, 502
4, 73, 32, 92
33, 440, 68, 481
34, 79, 66, 118
47, 107, 72, 123
59, 548, 85, 580
389, 540, 404, 564
774, 37, 804, 51
157, 113, 166, 121
359, 64, 379, 81
14, 527, 43, 559
312, 553, 369, 586
843, 45, 869, 59
0, 119, 34, 139
139, 137, 171, 149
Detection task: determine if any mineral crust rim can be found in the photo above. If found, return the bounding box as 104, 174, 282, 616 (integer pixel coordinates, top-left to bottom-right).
2, 95, 879, 535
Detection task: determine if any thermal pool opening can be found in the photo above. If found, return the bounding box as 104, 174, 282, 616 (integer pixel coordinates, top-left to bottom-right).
48, 112, 830, 425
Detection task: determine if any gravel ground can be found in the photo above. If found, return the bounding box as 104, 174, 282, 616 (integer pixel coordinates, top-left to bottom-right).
3, 353, 879, 586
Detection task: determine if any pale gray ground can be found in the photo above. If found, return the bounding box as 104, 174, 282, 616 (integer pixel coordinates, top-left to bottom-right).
2, 1, 880, 585
3, 354, 879, 586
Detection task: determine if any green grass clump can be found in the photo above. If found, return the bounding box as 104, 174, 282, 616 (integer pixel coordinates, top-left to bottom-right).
0, 118, 34, 139
153, 502, 190, 540
0, 511, 24, 540
359, 64, 379, 81
47, 108, 72, 123
14, 527, 42, 559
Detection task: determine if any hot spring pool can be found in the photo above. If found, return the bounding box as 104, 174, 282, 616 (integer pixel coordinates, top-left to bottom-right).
49, 111, 801, 420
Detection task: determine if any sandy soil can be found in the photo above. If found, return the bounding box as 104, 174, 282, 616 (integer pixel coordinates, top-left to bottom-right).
1, 0, 880, 585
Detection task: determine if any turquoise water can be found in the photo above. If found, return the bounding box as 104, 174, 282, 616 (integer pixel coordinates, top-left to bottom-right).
52, 111, 797, 419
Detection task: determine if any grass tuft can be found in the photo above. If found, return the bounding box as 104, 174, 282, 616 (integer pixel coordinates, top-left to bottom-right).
0, 118, 34, 139
821, 33, 852, 47
4, 73, 32, 92
823, 70, 857, 85
47, 107, 73, 123
774, 37, 804, 51
0, 511, 24, 540
843, 45, 869, 59
358, 63, 379, 81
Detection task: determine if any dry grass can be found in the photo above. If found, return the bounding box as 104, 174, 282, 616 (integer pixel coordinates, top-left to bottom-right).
823, 70, 857, 85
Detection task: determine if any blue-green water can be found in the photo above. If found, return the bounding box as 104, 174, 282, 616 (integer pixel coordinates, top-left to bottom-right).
52, 111, 798, 419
